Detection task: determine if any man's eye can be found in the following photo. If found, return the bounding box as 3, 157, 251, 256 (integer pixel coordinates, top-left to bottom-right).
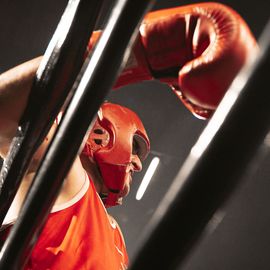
132, 139, 140, 156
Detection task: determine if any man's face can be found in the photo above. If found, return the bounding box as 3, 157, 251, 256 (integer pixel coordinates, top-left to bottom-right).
92, 135, 143, 205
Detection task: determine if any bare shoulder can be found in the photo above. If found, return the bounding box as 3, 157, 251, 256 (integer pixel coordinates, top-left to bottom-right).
54, 157, 88, 206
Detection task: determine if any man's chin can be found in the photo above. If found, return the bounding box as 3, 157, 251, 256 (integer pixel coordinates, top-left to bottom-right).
116, 197, 123, 205
99, 193, 123, 207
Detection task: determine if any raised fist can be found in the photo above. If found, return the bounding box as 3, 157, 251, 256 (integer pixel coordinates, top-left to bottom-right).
87, 3, 258, 119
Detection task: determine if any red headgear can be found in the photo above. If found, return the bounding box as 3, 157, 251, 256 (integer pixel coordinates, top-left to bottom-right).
82, 102, 150, 207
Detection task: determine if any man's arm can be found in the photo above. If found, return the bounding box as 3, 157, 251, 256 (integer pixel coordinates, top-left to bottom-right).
0, 56, 86, 212
0, 57, 42, 155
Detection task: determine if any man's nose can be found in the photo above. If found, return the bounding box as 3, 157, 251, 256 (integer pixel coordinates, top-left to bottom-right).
131, 154, 142, 172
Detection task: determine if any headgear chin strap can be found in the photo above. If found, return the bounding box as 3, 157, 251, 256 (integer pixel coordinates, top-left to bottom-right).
82, 102, 150, 207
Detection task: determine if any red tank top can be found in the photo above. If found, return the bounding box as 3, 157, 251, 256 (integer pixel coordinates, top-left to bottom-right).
0, 176, 128, 270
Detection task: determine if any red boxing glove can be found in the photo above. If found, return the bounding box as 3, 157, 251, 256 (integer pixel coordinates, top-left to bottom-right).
87, 3, 258, 119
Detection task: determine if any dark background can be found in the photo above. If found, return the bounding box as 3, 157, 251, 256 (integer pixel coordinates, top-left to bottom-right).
1, 0, 270, 269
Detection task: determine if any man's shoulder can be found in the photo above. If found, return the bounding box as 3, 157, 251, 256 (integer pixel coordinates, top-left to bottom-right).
108, 215, 126, 245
